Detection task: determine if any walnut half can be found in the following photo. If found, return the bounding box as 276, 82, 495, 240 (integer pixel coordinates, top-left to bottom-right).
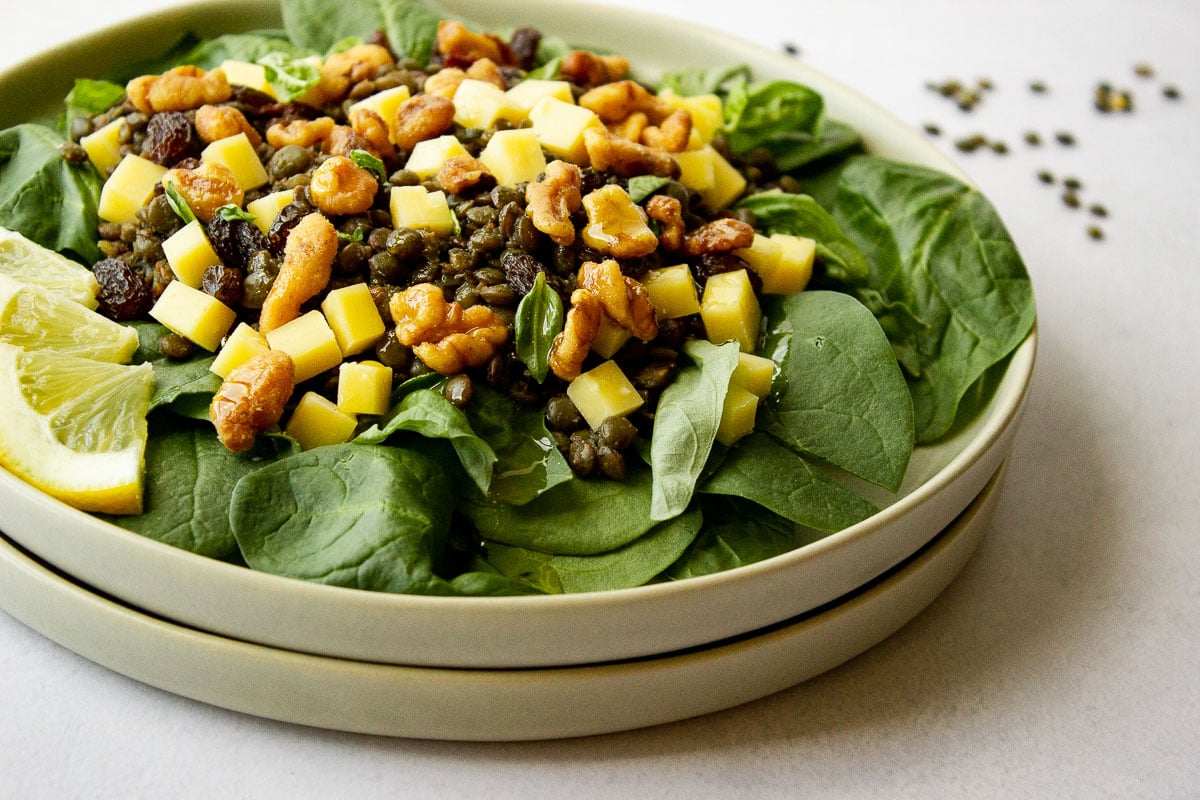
390, 283, 509, 375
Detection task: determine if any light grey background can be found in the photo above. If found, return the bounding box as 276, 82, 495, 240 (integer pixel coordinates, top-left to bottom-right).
2, 1, 1197, 796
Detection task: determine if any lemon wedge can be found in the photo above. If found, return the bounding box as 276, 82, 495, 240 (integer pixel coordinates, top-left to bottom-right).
0, 275, 138, 362
0, 343, 153, 514
0, 227, 100, 308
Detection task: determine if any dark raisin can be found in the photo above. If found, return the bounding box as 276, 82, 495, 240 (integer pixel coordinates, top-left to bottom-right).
140, 112, 199, 166
501, 251, 544, 295
509, 27, 543, 70
201, 264, 244, 306
207, 215, 270, 269
267, 202, 310, 252
697, 253, 761, 292
93, 258, 151, 320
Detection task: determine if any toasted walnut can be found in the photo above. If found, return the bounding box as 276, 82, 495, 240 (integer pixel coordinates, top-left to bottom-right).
645, 194, 685, 252
324, 125, 375, 158
580, 184, 659, 258
393, 94, 456, 153
194, 104, 262, 147
579, 80, 674, 124
211, 350, 295, 453
259, 212, 337, 332
683, 218, 756, 257
127, 66, 232, 114
611, 111, 649, 143
525, 160, 582, 246
578, 260, 658, 341
549, 289, 603, 381
161, 162, 244, 222
349, 108, 396, 161
390, 283, 509, 375
423, 67, 467, 99
437, 155, 492, 195
319, 44, 395, 103
436, 20, 515, 68
582, 127, 679, 179
266, 116, 336, 149
561, 50, 630, 87
309, 156, 379, 217
641, 109, 693, 153
465, 57, 507, 89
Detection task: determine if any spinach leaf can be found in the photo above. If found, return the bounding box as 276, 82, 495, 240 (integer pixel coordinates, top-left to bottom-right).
257, 51, 321, 101
130, 321, 222, 416
63, 79, 125, 134
831, 156, 1035, 442
231, 443, 455, 593
484, 508, 702, 593
649, 339, 740, 521
758, 290, 913, 491
282, 0, 450, 62
700, 432, 877, 531
446, 565, 545, 596
664, 497, 814, 580
464, 386, 572, 505
183, 32, 307, 70
736, 192, 869, 284
513, 272, 563, 383
627, 175, 670, 203
462, 466, 655, 555
0, 124, 103, 264
723, 78, 824, 162
660, 64, 751, 97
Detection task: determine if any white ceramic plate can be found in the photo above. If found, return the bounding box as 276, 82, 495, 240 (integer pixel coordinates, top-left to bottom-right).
0, 462, 1008, 741
0, 0, 1036, 668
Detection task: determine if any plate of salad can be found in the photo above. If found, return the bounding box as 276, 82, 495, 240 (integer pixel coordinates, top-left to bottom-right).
0, 0, 1035, 668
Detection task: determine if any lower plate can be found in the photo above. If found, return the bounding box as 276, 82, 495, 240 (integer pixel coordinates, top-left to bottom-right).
0, 464, 1006, 741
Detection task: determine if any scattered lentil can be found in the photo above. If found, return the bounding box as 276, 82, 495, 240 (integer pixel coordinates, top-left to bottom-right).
1087, 225, 1105, 240
923, 122, 941, 136
1029, 80, 1048, 94
1134, 62, 1155, 78
1089, 204, 1108, 218
1037, 170, 1055, 185
1055, 131, 1076, 146
1063, 177, 1082, 191
1024, 131, 1042, 146
1062, 192, 1081, 209
1163, 85, 1181, 100
990, 140, 1009, 155
782, 42, 800, 57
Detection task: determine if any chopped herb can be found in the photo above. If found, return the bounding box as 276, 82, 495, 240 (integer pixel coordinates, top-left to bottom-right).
338, 227, 365, 243
349, 149, 387, 182
215, 204, 257, 222
163, 181, 197, 225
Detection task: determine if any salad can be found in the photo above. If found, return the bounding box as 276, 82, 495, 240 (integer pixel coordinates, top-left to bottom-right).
0, 0, 1034, 596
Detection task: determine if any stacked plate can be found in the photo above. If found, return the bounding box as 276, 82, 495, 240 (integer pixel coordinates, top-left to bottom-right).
0, 0, 1036, 740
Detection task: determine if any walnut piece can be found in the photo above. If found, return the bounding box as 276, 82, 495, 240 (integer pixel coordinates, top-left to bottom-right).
390, 283, 509, 375
349, 107, 396, 161
266, 117, 336, 149
323, 126, 374, 158
641, 108, 693, 153
436, 155, 492, 195
318, 44, 395, 103
580, 184, 659, 258
393, 94, 456, 152
465, 57, 507, 89
561, 50, 630, 87
161, 162, 244, 223
525, 160, 582, 246
422, 67, 467, 99
582, 127, 679, 179
578, 259, 658, 342
259, 212, 337, 332
194, 104, 262, 147
210, 350, 295, 453
610, 111, 649, 143
435, 20, 515, 68
549, 289, 603, 381
127, 66, 231, 114
645, 194, 685, 252
309, 156, 379, 217
579, 80, 674, 124
683, 218, 756, 257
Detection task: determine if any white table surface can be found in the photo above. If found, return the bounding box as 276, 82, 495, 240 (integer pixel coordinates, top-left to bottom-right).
2, 0, 1198, 796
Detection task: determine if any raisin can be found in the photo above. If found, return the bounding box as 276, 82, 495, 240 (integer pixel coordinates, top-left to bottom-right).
201, 264, 244, 306
501, 251, 545, 296
229, 86, 283, 117
509, 27, 543, 70
93, 258, 151, 321
140, 112, 199, 166
267, 202, 310, 252
207, 215, 270, 268
697, 253, 762, 292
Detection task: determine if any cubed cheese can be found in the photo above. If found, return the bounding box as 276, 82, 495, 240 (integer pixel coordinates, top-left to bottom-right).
148, 280, 236, 352
731, 352, 775, 398
674, 145, 745, 209
321, 283, 385, 356
566, 360, 643, 430
79, 118, 126, 174
161, 220, 222, 288
219, 60, 275, 97
389, 186, 456, 236
505, 79, 574, 119
264, 310, 343, 383
285, 391, 358, 450
640, 264, 699, 319
347, 85, 412, 143
734, 233, 782, 276
245, 190, 295, 235
210, 322, 270, 378
675, 148, 715, 193
97, 154, 168, 224
700, 269, 761, 352
590, 317, 632, 359
452, 79, 521, 130
528, 97, 602, 164
765, 233, 816, 294
478, 129, 547, 187
404, 135, 470, 179
337, 360, 393, 416
659, 89, 724, 144
200, 133, 269, 190
715, 385, 759, 446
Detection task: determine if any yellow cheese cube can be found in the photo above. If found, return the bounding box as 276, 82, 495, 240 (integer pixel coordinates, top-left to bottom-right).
590, 317, 632, 359
734, 233, 782, 275
404, 135, 470, 179
566, 360, 644, 430
478, 129, 547, 187
210, 322, 270, 378
161, 220, 222, 288
264, 310, 343, 383
389, 186, 456, 236
348, 85, 412, 143
219, 60, 275, 97
675, 145, 745, 209
285, 391, 358, 450
321, 283, 385, 356
659, 90, 724, 144
700, 269, 761, 353
675, 148, 715, 194
766, 233, 816, 294
715, 385, 759, 446
245, 190, 295, 235
641, 264, 699, 319
452, 79, 521, 130
505, 79, 574, 119
148, 280, 236, 352
337, 360, 393, 416
79, 118, 126, 174
98, 154, 168, 224
201, 133, 269, 190
731, 352, 775, 398
528, 97, 602, 164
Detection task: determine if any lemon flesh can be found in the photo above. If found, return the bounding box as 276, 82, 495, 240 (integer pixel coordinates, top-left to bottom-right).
0, 275, 138, 362
0, 227, 100, 308
0, 343, 153, 514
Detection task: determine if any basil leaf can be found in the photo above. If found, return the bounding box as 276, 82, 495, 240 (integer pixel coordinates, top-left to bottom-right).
626, 175, 670, 204
465, 386, 573, 505
513, 272, 563, 383
163, 181, 197, 224
338, 227, 365, 243
258, 51, 321, 102
649, 339, 740, 521
736, 192, 870, 284
350, 148, 387, 183
63, 79, 125, 134
215, 204, 257, 222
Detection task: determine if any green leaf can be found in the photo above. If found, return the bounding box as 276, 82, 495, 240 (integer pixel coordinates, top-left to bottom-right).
350, 148, 387, 183
130, 321, 223, 415
758, 290, 914, 491
649, 339, 740, 521
664, 497, 811, 580
63, 79, 126, 134
338, 226, 365, 243
163, 181, 197, 225
464, 386, 573, 505
0, 124, 103, 264
282, 0, 452, 63
484, 508, 702, 593
215, 204, 257, 222
626, 175, 671, 204
736, 192, 869, 284
723, 78, 824, 159
257, 50, 322, 102
513, 272, 563, 383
